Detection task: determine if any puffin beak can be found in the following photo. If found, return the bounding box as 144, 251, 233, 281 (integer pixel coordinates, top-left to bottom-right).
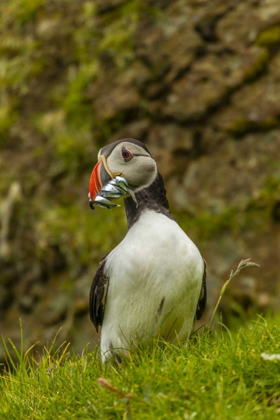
88, 156, 116, 209
89, 160, 102, 204
88, 155, 133, 210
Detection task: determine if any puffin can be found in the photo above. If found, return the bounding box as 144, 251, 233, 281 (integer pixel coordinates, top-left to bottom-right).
88, 138, 206, 362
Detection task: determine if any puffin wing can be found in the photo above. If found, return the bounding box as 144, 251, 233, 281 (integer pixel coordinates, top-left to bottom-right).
195, 259, 207, 320
89, 254, 109, 332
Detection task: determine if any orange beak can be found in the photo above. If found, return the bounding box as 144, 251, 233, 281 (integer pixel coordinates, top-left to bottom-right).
89, 161, 102, 203
88, 155, 116, 209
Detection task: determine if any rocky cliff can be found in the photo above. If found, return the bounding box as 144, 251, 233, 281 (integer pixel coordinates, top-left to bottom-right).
0, 0, 280, 359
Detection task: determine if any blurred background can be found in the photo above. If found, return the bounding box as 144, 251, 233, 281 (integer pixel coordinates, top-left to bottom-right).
0, 0, 280, 362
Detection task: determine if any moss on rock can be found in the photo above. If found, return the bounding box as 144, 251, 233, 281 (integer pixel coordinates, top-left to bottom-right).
256, 25, 280, 48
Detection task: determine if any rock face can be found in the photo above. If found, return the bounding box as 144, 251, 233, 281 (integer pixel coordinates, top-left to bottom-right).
0, 0, 280, 359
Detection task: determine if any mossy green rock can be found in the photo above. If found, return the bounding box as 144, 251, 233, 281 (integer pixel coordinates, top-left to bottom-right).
0, 0, 280, 360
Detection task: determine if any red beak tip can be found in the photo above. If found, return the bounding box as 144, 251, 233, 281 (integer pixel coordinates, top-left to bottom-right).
89, 161, 102, 202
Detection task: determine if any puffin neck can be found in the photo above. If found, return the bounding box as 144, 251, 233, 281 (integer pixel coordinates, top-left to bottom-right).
124, 172, 175, 230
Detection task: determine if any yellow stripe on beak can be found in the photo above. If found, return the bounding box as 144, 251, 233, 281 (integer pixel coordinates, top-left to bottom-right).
98, 155, 114, 179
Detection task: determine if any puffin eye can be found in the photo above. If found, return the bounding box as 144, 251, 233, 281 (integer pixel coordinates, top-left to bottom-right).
121, 148, 133, 162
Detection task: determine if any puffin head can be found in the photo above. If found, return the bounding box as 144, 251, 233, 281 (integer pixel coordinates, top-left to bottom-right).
89, 139, 157, 208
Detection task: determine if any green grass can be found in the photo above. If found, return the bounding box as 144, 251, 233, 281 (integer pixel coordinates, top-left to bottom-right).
1, 316, 280, 420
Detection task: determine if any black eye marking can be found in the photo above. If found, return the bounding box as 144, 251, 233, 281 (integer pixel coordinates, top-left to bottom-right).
121, 147, 134, 162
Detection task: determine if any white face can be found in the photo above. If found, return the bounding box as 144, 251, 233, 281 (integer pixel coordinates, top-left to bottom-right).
105, 142, 157, 189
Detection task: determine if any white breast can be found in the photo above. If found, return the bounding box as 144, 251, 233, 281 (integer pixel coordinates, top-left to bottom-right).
100, 210, 204, 361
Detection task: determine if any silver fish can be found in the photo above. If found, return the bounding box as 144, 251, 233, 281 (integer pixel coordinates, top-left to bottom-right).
115, 176, 128, 186
109, 177, 128, 193
127, 188, 138, 207
94, 195, 120, 208
116, 178, 128, 191
100, 183, 124, 198
89, 175, 136, 210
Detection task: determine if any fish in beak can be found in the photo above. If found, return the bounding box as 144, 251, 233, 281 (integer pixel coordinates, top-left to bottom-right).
88, 156, 129, 210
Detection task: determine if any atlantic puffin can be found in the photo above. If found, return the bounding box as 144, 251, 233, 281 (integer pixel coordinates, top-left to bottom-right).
88, 138, 206, 362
